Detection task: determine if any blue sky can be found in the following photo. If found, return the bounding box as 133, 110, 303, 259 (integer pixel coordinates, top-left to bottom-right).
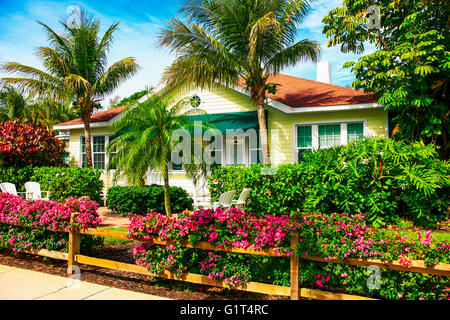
0, 0, 369, 108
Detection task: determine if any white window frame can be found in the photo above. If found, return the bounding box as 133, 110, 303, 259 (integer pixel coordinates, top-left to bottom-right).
80, 134, 111, 171
293, 119, 368, 163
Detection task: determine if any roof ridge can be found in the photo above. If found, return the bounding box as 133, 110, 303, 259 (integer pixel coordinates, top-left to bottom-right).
268, 73, 368, 93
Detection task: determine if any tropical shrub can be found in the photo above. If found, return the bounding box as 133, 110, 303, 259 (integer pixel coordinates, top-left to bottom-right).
107, 185, 194, 215
0, 119, 65, 167
0, 166, 34, 192
0, 193, 102, 253
209, 138, 450, 227
31, 166, 103, 203
127, 208, 450, 300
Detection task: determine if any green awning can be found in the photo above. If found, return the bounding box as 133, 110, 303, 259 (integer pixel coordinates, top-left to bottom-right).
186, 111, 260, 135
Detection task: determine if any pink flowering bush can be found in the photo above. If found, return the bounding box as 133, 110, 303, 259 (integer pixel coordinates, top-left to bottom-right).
294, 212, 449, 266
0, 193, 102, 253
128, 208, 297, 254
128, 208, 449, 299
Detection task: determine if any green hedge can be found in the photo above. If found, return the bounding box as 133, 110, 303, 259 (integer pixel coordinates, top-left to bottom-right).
0, 166, 103, 203
107, 184, 194, 215
0, 166, 34, 192
209, 138, 450, 227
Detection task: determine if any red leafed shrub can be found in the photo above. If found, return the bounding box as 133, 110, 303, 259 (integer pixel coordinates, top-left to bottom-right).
0, 119, 65, 167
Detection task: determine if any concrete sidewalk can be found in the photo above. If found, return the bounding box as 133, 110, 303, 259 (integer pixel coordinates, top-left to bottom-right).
0, 265, 171, 300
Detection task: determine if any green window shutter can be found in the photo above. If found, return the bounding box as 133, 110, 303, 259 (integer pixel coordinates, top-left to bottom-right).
297, 126, 312, 148
319, 124, 341, 148
348, 123, 364, 142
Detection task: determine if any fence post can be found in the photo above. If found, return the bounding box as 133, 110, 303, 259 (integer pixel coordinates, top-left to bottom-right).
67, 212, 80, 277
290, 232, 299, 300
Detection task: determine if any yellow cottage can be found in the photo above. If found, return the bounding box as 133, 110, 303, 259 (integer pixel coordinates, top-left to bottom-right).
53, 72, 388, 202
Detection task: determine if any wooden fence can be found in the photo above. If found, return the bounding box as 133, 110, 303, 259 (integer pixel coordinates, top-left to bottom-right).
2, 212, 450, 300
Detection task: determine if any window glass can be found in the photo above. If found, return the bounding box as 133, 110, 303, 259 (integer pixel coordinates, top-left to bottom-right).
319, 124, 341, 148
297, 126, 312, 148
348, 122, 364, 142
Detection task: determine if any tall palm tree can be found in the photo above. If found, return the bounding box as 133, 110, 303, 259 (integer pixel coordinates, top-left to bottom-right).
158, 0, 321, 163
0, 12, 140, 167
108, 94, 208, 217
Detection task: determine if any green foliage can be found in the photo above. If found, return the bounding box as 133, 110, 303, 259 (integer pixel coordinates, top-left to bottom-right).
1, 165, 103, 203
0, 166, 34, 192
114, 88, 151, 107
209, 138, 450, 227
30, 166, 103, 203
106, 185, 193, 215
322, 0, 450, 159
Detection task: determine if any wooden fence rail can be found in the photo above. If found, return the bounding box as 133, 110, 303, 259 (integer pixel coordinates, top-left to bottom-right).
1, 213, 449, 300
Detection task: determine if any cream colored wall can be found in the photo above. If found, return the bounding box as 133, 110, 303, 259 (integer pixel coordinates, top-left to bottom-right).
167, 84, 257, 114
267, 108, 388, 165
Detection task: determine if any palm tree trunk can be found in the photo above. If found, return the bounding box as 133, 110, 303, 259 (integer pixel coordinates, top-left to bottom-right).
255, 96, 271, 163
162, 167, 172, 217
82, 111, 93, 168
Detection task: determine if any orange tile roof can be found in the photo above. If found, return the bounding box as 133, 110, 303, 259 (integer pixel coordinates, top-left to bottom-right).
238, 74, 377, 108
54, 105, 127, 127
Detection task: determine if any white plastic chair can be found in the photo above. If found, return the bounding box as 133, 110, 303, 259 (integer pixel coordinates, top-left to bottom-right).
24, 182, 50, 200
213, 190, 236, 210
0, 183, 28, 197
232, 188, 251, 209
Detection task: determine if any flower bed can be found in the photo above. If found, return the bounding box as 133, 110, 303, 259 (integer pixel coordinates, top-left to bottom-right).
0, 193, 102, 253
127, 208, 449, 300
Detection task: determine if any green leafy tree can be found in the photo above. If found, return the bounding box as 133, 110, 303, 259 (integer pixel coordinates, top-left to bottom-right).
158, 0, 321, 163
107, 94, 208, 217
115, 87, 152, 107
322, 0, 450, 159
0, 11, 140, 167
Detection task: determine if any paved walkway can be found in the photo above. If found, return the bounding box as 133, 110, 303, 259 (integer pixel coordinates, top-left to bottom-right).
0, 265, 170, 300
97, 207, 130, 229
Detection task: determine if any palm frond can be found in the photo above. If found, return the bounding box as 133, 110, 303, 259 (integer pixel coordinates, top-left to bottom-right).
94, 57, 141, 98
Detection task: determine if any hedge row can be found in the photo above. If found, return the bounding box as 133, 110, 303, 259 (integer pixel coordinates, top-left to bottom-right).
0, 166, 103, 203
208, 138, 450, 227
107, 185, 194, 215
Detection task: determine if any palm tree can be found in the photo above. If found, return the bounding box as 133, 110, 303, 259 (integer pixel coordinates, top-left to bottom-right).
0, 12, 140, 167
27, 98, 76, 130
0, 86, 29, 122
158, 0, 321, 163
107, 94, 208, 216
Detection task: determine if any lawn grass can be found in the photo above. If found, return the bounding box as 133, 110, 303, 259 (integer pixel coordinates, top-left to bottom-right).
393, 230, 450, 243
98, 226, 131, 245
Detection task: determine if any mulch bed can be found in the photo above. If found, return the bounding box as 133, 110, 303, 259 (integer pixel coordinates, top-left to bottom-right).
0, 243, 288, 300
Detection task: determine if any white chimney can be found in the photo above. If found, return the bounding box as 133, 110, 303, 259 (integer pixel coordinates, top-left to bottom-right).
316, 61, 332, 84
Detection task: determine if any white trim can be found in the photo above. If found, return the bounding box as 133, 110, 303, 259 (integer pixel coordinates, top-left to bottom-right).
293, 119, 368, 163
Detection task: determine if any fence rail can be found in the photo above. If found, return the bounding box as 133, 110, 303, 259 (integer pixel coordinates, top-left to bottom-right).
1, 213, 449, 300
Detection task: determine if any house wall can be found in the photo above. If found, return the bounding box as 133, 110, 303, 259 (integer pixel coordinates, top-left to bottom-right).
64, 84, 387, 199
267, 108, 388, 165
